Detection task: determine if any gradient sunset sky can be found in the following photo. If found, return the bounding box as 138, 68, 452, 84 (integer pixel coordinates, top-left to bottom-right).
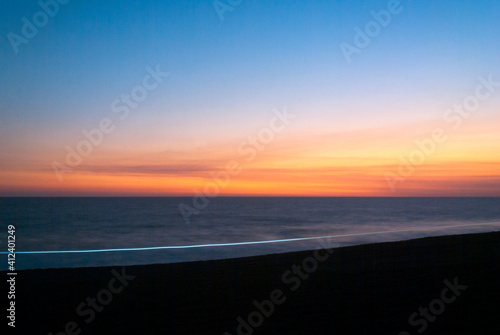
1, 0, 499, 196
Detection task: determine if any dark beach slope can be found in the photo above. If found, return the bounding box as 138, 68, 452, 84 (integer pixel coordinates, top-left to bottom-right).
6, 232, 500, 335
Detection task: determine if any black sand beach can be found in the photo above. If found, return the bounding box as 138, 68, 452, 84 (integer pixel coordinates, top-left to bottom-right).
6, 232, 500, 334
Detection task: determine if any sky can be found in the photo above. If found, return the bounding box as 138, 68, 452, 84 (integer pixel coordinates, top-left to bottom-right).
1, 0, 500, 196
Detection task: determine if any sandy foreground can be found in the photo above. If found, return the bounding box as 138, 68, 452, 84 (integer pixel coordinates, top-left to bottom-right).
4, 231, 500, 334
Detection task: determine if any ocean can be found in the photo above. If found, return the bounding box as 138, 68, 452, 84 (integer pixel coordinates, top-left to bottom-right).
1, 197, 499, 270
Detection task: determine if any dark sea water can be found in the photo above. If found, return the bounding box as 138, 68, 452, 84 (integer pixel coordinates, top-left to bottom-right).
1, 197, 499, 270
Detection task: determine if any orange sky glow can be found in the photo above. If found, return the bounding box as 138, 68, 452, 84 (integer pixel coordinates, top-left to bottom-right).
2, 114, 499, 197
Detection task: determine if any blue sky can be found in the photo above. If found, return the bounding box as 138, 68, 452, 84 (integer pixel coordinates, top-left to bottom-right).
2, 0, 499, 126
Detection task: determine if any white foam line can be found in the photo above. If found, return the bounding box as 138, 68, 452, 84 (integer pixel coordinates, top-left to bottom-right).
2, 221, 500, 255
